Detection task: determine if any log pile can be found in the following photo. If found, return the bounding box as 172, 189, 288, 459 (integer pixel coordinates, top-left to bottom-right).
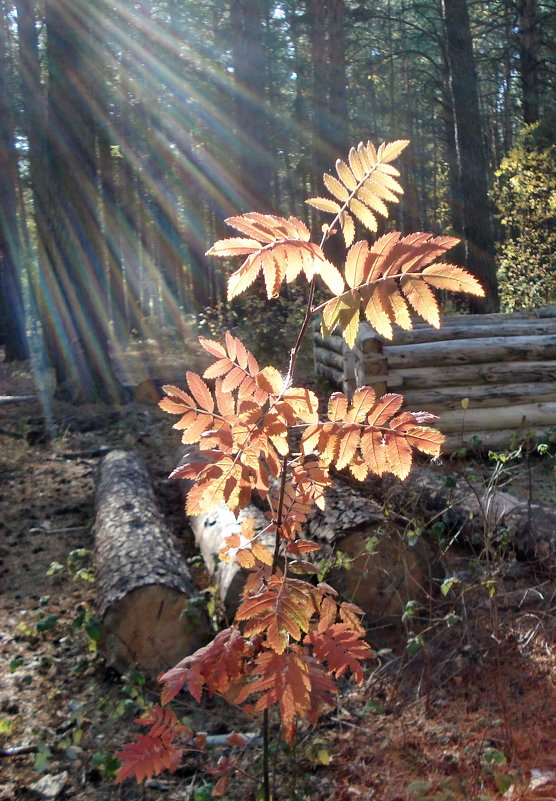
94, 450, 209, 673
314, 307, 556, 452
174, 446, 440, 624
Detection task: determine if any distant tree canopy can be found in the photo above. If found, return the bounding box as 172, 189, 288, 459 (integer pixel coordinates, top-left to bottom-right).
494, 117, 556, 311
0, 0, 554, 397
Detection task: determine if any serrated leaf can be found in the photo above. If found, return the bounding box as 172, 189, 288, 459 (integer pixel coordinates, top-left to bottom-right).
381, 139, 410, 163
306, 197, 342, 213
317, 257, 345, 296
336, 159, 358, 190
345, 241, 369, 289
356, 185, 389, 217
252, 542, 274, 566
328, 392, 348, 422
400, 275, 440, 327
187, 372, 214, 412
360, 429, 389, 476
422, 263, 485, 295
305, 623, 371, 684
367, 393, 404, 425
323, 173, 350, 202
404, 426, 444, 456
339, 211, 355, 247
349, 197, 378, 231
335, 425, 360, 470
346, 386, 376, 422
348, 146, 365, 180
383, 430, 413, 479
206, 237, 262, 257
361, 285, 393, 339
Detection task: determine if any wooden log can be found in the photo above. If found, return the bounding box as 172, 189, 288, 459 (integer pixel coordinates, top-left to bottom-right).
0, 395, 37, 405
435, 402, 556, 433
94, 450, 209, 673
402, 382, 556, 412
313, 332, 346, 354
387, 360, 556, 390
383, 334, 556, 369
443, 428, 551, 453
314, 345, 346, 371
188, 502, 272, 618
314, 361, 344, 387
355, 465, 556, 565
307, 479, 441, 624
174, 449, 275, 617
364, 318, 556, 347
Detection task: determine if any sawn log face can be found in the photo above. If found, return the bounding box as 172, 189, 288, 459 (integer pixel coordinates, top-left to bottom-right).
94, 449, 209, 673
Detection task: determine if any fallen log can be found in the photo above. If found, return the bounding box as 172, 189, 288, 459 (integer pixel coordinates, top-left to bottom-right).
94, 449, 209, 673
401, 382, 556, 412
174, 448, 274, 617
0, 395, 37, 405
174, 449, 440, 624
306, 478, 442, 625
354, 464, 556, 566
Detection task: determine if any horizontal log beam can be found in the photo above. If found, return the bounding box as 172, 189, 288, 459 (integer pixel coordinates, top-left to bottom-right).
366, 318, 556, 347
402, 382, 556, 412
314, 345, 345, 371
384, 334, 556, 369
387, 360, 556, 390
435, 402, 556, 433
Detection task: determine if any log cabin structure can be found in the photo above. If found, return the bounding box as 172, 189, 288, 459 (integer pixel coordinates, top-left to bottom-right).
314, 307, 556, 452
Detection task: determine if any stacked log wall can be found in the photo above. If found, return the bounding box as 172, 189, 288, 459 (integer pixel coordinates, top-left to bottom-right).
314, 307, 556, 452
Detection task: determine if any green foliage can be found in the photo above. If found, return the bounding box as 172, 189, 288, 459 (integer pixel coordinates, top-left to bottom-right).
493, 121, 556, 311
198, 288, 308, 371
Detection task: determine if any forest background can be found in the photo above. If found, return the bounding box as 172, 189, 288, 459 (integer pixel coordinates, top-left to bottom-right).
0, 0, 555, 399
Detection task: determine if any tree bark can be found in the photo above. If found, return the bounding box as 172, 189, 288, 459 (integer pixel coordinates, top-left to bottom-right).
0, 2, 28, 361
441, 0, 499, 312
517, 0, 540, 124
94, 450, 209, 673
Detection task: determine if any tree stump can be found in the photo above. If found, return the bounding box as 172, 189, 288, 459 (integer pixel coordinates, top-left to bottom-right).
94, 450, 209, 673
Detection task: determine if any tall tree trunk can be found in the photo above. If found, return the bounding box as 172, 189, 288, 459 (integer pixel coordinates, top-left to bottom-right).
328, 0, 349, 159
0, 2, 28, 361
229, 0, 273, 212
517, 0, 540, 124
39, 0, 123, 400
441, 0, 499, 312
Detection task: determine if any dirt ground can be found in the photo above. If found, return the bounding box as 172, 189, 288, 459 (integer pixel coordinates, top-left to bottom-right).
2, 354, 556, 801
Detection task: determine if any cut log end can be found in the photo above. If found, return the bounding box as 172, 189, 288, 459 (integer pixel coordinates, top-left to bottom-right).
94, 449, 209, 673
327, 527, 439, 625
101, 584, 208, 674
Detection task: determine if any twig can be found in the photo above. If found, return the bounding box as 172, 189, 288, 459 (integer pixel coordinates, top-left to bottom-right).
0, 744, 38, 757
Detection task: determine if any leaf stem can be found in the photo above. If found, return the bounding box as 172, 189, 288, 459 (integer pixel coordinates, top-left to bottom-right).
263, 709, 271, 801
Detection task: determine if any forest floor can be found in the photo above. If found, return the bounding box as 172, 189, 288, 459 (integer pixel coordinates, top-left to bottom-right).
2, 351, 556, 801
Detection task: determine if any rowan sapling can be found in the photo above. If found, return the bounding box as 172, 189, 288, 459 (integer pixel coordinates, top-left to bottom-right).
116, 138, 484, 797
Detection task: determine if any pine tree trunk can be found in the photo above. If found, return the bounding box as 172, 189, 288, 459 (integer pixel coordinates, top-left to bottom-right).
0, 2, 28, 361
94, 450, 209, 673
441, 0, 499, 312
